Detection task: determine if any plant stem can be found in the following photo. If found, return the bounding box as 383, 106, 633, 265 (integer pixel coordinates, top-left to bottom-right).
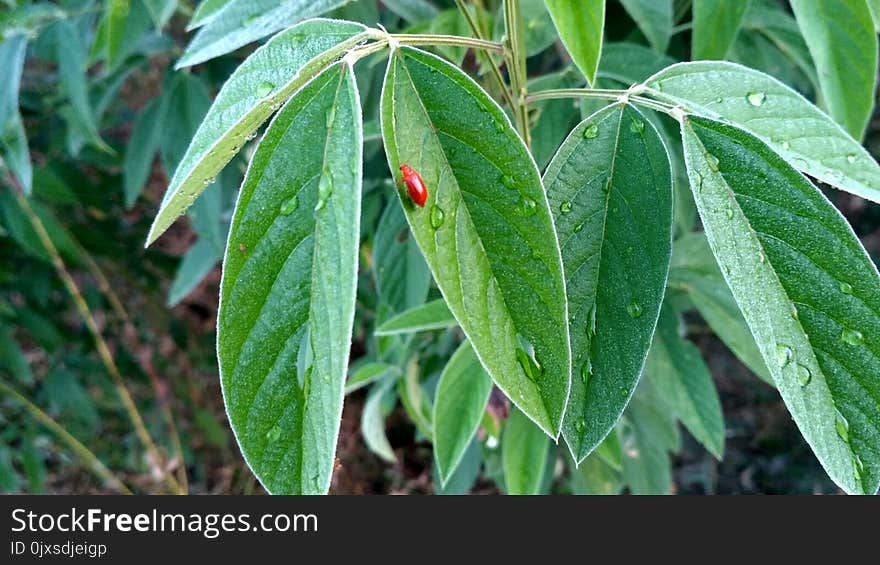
391, 34, 504, 52
525, 88, 680, 115
8, 184, 184, 495
452, 0, 517, 112
503, 0, 531, 146
0, 379, 132, 494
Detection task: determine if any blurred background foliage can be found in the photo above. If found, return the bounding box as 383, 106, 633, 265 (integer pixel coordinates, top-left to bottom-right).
1, 0, 878, 494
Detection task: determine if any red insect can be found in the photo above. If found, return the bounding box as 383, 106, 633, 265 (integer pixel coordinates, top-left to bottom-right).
400, 164, 428, 207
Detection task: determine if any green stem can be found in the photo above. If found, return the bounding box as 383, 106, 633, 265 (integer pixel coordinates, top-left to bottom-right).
0, 379, 132, 494
452, 0, 517, 113
391, 34, 504, 52
503, 0, 531, 146
526, 88, 680, 115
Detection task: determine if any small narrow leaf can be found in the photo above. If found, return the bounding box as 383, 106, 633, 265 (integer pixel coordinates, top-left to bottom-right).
433, 341, 492, 485
0, 33, 26, 134
544, 0, 605, 85
618, 0, 673, 53
147, 19, 369, 245
105, 0, 131, 69
383, 0, 439, 23
502, 406, 550, 495
345, 363, 401, 395
177, 0, 352, 68
362, 376, 398, 463
621, 391, 675, 494
188, 0, 232, 30
647, 303, 725, 459
123, 98, 165, 208
543, 103, 672, 461
217, 63, 362, 494
381, 47, 571, 437
790, 0, 877, 139
374, 299, 457, 336
692, 0, 750, 60
372, 202, 431, 315
681, 115, 880, 495
646, 61, 880, 205
167, 238, 221, 307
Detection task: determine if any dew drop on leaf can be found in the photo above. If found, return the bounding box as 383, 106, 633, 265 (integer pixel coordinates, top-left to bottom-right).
573, 222, 584, 233
560, 201, 572, 213
516, 197, 537, 216
266, 425, 281, 442
781, 140, 791, 150
796, 364, 812, 387
630, 119, 645, 134
626, 300, 643, 318
502, 174, 516, 189
583, 123, 599, 138
839, 281, 853, 294
835, 411, 850, 443
575, 418, 586, 433
280, 195, 299, 216
776, 344, 793, 367
746, 91, 766, 107
581, 359, 592, 385
725, 207, 734, 219
430, 205, 445, 229
706, 153, 720, 172
841, 328, 864, 346
846, 154, 857, 164
314, 174, 333, 212
256, 81, 274, 97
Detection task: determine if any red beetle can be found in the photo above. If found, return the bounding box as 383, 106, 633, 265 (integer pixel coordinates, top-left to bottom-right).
400, 164, 428, 207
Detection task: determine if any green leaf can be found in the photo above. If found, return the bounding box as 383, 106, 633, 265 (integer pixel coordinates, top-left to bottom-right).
188, 0, 232, 29
569, 452, 622, 494
543, 103, 672, 461
381, 47, 571, 437
647, 303, 725, 458
646, 61, 880, 205
147, 19, 369, 245
680, 115, 880, 495
143, 0, 176, 29
345, 362, 401, 395
619, 0, 673, 53
177, 0, 353, 67
374, 299, 457, 336
0, 324, 33, 385
790, 0, 877, 139
434, 439, 482, 494
105, 0, 131, 70
692, 0, 750, 60
502, 406, 550, 495
544, 0, 604, 84
167, 238, 221, 307
495, 0, 557, 57
869, 0, 880, 32
433, 341, 492, 485
0, 113, 31, 194
123, 98, 164, 208
0, 32, 26, 134
620, 390, 675, 494
597, 42, 676, 86
670, 232, 772, 383
529, 67, 583, 170
362, 376, 398, 463
383, 0, 439, 23
741, 1, 818, 90
217, 62, 362, 495
372, 201, 431, 315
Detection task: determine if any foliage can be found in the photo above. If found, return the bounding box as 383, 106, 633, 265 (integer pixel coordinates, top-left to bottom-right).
1, 0, 879, 495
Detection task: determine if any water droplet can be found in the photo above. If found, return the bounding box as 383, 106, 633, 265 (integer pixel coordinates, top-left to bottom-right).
854, 454, 865, 476
781, 140, 791, 150
839, 281, 853, 294
575, 418, 586, 433
494, 121, 504, 133
789, 303, 799, 320
202, 177, 216, 187
758, 251, 766, 264
835, 411, 849, 443
314, 174, 333, 212
583, 124, 599, 139
245, 131, 257, 141
706, 153, 720, 172
280, 195, 299, 215
841, 328, 864, 346
256, 81, 274, 97
430, 205, 445, 229
846, 154, 857, 164
581, 360, 592, 385
725, 207, 734, 219
603, 177, 612, 194
502, 175, 516, 190
266, 426, 282, 442
573, 222, 584, 233
630, 119, 645, 134
695, 172, 704, 193
560, 201, 572, 213
516, 197, 537, 217
796, 364, 812, 386
627, 300, 643, 319
776, 345, 793, 367
715, 97, 723, 104
516, 335, 543, 382
746, 91, 766, 107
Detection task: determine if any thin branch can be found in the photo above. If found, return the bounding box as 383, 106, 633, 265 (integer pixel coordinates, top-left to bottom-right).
0, 379, 132, 494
